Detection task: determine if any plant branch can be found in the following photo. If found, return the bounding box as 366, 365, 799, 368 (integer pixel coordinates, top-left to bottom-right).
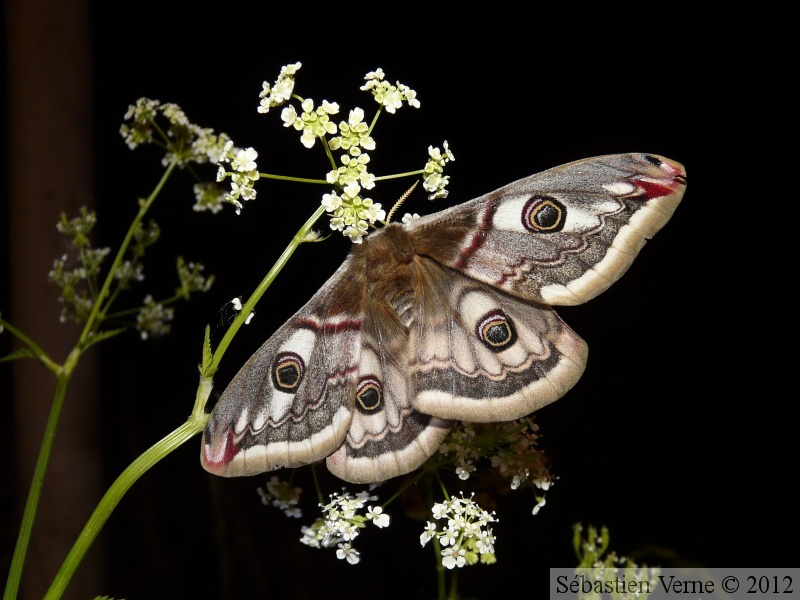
4, 361, 75, 600
42, 417, 205, 600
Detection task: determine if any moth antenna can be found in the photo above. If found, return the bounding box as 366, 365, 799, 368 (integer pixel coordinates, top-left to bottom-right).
385, 180, 419, 223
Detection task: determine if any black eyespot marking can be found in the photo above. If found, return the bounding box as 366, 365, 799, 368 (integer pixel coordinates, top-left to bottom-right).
643, 154, 663, 166
271, 352, 305, 391
522, 195, 566, 232
476, 310, 517, 352
355, 376, 383, 413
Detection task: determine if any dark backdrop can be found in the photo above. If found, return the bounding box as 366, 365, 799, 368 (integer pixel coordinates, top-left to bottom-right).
2, 6, 792, 599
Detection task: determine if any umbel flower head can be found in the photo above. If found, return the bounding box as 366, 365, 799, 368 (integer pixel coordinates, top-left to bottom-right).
258, 62, 302, 113
216, 141, 260, 215
213, 63, 456, 244
281, 98, 340, 149
420, 492, 497, 568
120, 98, 231, 168
299, 489, 390, 565
257, 476, 303, 518
436, 418, 554, 515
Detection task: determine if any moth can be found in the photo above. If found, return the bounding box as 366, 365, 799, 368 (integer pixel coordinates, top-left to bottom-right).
202, 153, 686, 484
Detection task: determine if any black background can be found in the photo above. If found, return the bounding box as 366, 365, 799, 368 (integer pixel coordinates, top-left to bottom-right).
2, 6, 793, 600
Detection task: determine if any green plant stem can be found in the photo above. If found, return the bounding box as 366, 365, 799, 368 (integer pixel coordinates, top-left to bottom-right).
42, 416, 205, 600
0, 318, 59, 373
78, 160, 177, 347
372, 169, 424, 181
208, 203, 326, 375
3, 357, 76, 600
38, 203, 328, 598
426, 476, 447, 600
5, 163, 178, 600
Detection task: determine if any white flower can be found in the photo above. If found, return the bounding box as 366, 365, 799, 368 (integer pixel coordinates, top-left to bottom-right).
360, 68, 420, 113
456, 463, 476, 480
441, 546, 466, 569
422, 141, 455, 200
475, 529, 495, 554
532, 496, 546, 515
432, 501, 450, 520
321, 100, 340, 115
258, 62, 302, 113
336, 542, 361, 565
366, 506, 390, 528
231, 147, 258, 172
440, 527, 457, 547
343, 222, 368, 243
281, 105, 298, 128
420, 521, 437, 547
533, 477, 551, 491
321, 192, 343, 212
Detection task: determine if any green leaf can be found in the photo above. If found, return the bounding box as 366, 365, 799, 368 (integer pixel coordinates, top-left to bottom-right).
82, 327, 127, 351
200, 325, 215, 378
0, 347, 37, 362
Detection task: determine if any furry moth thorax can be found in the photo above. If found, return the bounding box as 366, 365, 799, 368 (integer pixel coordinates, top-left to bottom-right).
202, 153, 686, 484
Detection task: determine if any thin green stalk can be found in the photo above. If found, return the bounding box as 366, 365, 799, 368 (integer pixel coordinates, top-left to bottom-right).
3, 355, 76, 600
209, 203, 326, 374
40, 203, 329, 598
0, 318, 59, 373
448, 569, 458, 600
42, 417, 205, 600
311, 463, 325, 505
426, 476, 447, 600
78, 160, 177, 347
373, 169, 424, 181
4, 163, 180, 600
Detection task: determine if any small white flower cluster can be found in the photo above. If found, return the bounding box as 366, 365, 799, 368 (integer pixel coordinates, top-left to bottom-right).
420, 493, 497, 569
488, 417, 553, 514
282, 98, 340, 149
320, 106, 385, 243
300, 489, 390, 565
437, 418, 554, 515
136, 294, 174, 340
321, 182, 385, 244
574, 524, 661, 596
49, 242, 109, 324
176, 258, 214, 298
329, 107, 375, 155
257, 476, 303, 518
120, 98, 231, 168
216, 142, 260, 215
192, 182, 226, 214
119, 98, 158, 149
438, 422, 480, 480
114, 260, 144, 284
360, 68, 420, 114
423, 141, 455, 199
258, 62, 302, 114
50, 255, 94, 323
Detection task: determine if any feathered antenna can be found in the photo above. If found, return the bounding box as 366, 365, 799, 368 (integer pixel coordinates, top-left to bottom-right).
385, 180, 419, 224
